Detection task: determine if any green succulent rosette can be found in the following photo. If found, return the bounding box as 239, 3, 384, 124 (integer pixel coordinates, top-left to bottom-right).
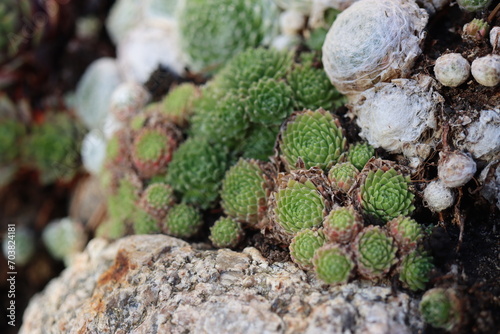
353, 226, 398, 279
138, 183, 175, 220
162, 203, 203, 238
386, 216, 423, 252
177, 0, 279, 73
190, 91, 248, 146
457, 0, 492, 12
398, 249, 433, 291
239, 125, 279, 161
347, 142, 375, 171
166, 137, 228, 209
323, 206, 363, 244
107, 172, 142, 223
220, 159, 268, 226
245, 78, 293, 126
159, 83, 199, 127
289, 228, 326, 270
209, 217, 244, 248
279, 109, 347, 171
420, 288, 461, 331
133, 209, 161, 235
287, 63, 344, 111
96, 218, 127, 240
0, 118, 24, 164
359, 167, 415, 222
313, 244, 354, 285
104, 129, 130, 168
216, 47, 293, 92
131, 128, 176, 178
328, 162, 359, 193
23, 113, 84, 184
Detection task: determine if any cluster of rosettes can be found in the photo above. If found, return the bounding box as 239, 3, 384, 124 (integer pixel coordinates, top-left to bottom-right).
0, 109, 84, 186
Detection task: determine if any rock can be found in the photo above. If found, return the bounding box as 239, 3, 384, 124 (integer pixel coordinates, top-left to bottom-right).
20, 235, 423, 333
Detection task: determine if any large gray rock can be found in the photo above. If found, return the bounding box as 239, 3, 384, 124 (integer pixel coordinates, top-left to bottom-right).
20, 235, 423, 334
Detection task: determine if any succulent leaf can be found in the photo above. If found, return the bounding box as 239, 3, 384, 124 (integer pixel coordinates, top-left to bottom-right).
359, 167, 415, 222
162, 203, 203, 238
209, 217, 244, 248
398, 249, 433, 291
313, 244, 354, 285
353, 225, 398, 279
289, 229, 326, 270
279, 109, 347, 171
166, 138, 228, 209
220, 159, 268, 226
323, 206, 363, 244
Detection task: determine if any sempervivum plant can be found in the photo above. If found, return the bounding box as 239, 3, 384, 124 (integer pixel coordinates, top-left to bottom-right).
245, 78, 293, 126
166, 137, 228, 209
353, 225, 398, 279
220, 158, 270, 227
347, 142, 375, 171
328, 162, 359, 193
131, 127, 178, 178
289, 228, 327, 270
138, 183, 175, 220
0, 117, 24, 165
386, 216, 423, 252
278, 109, 347, 171
238, 125, 280, 161
104, 129, 131, 169
162, 203, 203, 238
215, 47, 292, 92
132, 209, 161, 235
323, 206, 363, 244
287, 62, 344, 111
267, 168, 331, 245
398, 249, 434, 291
209, 217, 244, 248
23, 113, 84, 184
177, 0, 279, 73
357, 159, 415, 222
158, 83, 199, 128
107, 171, 142, 224
419, 288, 462, 331
42, 217, 87, 266
313, 244, 355, 285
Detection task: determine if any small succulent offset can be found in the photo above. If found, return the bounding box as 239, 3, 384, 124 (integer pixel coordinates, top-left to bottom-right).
323, 206, 363, 244
162, 203, 203, 238
270, 173, 328, 244
245, 78, 293, 126
358, 161, 415, 222
107, 172, 142, 225
23, 113, 84, 184
287, 62, 344, 111
457, 0, 492, 12
289, 229, 327, 270
238, 125, 280, 161
313, 244, 355, 285
42, 217, 87, 266
278, 108, 347, 171
158, 83, 199, 127
0, 118, 24, 165
209, 217, 244, 248
353, 225, 398, 279
419, 288, 462, 331
177, 0, 279, 73
347, 142, 375, 171
220, 158, 269, 227
398, 249, 434, 291
386, 216, 424, 252
166, 137, 228, 209
132, 209, 161, 235
131, 127, 177, 178
138, 183, 175, 220
328, 162, 359, 193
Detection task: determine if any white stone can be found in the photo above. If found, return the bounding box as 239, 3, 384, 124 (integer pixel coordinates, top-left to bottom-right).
471, 54, 500, 87
456, 109, 500, 161
274, 0, 314, 13
81, 130, 107, 175
279, 9, 306, 36
322, 0, 428, 96
353, 78, 440, 154
109, 82, 150, 122
117, 20, 186, 83
74, 58, 122, 130
423, 180, 455, 212
434, 53, 470, 87
438, 151, 477, 188
490, 27, 500, 51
